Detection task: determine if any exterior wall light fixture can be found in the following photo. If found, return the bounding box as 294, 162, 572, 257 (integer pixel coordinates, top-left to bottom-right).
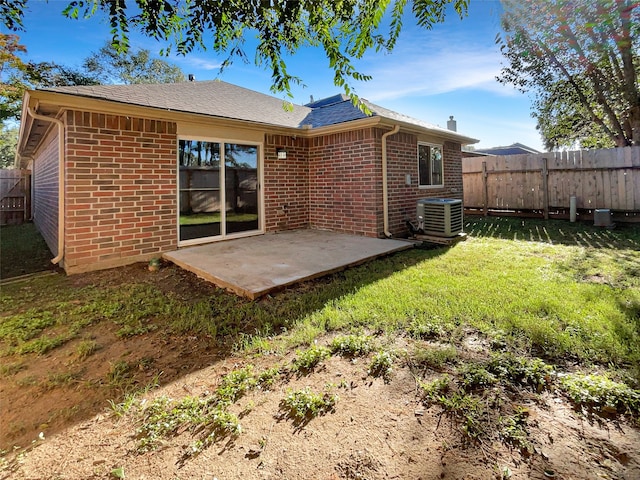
276, 148, 287, 159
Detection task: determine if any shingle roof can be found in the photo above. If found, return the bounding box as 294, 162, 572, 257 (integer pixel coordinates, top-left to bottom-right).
361, 100, 458, 137
302, 96, 369, 127
40, 80, 477, 143
305, 94, 349, 108
43, 80, 311, 128
474, 143, 541, 155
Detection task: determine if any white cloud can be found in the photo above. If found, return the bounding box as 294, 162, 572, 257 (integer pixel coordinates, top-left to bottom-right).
357, 44, 514, 102
173, 56, 224, 71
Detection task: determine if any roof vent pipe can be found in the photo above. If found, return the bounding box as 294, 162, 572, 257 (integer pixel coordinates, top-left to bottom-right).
447, 115, 457, 132
188, 74, 195, 82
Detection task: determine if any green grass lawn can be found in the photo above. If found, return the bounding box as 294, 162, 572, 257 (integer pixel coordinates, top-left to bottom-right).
2, 215, 639, 466
1, 216, 638, 410
2, 218, 639, 367
0, 223, 53, 279
179, 212, 258, 225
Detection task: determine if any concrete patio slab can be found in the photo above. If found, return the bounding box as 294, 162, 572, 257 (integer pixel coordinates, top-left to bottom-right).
163, 230, 414, 299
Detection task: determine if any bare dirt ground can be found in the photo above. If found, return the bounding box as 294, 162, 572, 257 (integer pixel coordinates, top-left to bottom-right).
4, 350, 640, 480
1, 264, 222, 452
2, 264, 639, 480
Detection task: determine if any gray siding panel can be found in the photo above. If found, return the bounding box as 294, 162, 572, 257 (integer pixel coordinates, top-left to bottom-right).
33, 128, 59, 257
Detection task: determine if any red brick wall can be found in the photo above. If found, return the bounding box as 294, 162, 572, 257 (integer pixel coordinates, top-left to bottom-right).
54, 112, 463, 273
264, 134, 310, 231
266, 128, 463, 239
309, 128, 383, 237
32, 127, 59, 256
64, 111, 178, 273
387, 135, 463, 236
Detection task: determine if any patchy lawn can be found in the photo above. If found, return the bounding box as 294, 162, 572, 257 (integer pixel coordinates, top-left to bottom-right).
0, 223, 53, 279
1, 217, 639, 479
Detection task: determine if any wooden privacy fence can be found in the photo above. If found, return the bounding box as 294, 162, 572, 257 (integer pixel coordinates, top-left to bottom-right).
0, 169, 31, 225
462, 146, 640, 218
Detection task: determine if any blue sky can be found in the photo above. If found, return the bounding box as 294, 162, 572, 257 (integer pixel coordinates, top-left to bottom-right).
15, 0, 543, 151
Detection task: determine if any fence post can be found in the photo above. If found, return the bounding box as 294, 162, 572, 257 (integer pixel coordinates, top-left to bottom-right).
482, 161, 488, 216
542, 157, 549, 220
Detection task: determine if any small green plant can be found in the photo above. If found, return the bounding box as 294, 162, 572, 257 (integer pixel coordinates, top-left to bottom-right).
184, 407, 242, 457
291, 345, 331, 373
233, 332, 273, 354
45, 370, 81, 389
368, 350, 394, 381
106, 375, 161, 418
560, 373, 640, 416
106, 360, 136, 391
410, 345, 458, 370
418, 375, 485, 442
330, 334, 374, 357
148, 257, 162, 271
16, 375, 38, 387
499, 406, 532, 454
108, 393, 141, 418
459, 363, 498, 392
135, 395, 241, 453
489, 329, 509, 351
110, 466, 126, 479
115, 322, 158, 338
257, 366, 281, 390
0, 361, 25, 377
16, 334, 68, 355
280, 387, 338, 421
0, 310, 58, 346
501, 466, 513, 479
487, 353, 554, 391
75, 339, 99, 360
407, 320, 446, 340
438, 391, 485, 442
216, 365, 257, 404
418, 375, 452, 401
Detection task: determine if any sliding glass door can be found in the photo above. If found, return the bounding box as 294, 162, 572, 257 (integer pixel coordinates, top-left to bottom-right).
224, 143, 259, 234
179, 139, 260, 243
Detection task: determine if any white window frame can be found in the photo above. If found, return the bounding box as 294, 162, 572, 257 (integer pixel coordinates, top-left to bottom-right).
417, 142, 444, 188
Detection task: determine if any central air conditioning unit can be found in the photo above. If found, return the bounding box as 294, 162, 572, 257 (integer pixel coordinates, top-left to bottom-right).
414, 198, 463, 237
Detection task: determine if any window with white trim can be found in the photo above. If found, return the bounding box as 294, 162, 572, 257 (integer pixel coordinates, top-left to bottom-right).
418, 143, 443, 187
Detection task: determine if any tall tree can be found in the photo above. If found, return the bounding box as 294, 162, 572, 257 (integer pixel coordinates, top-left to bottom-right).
1, 33, 100, 122
84, 42, 185, 84
1, 0, 469, 99
498, 0, 640, 149
1, 34, 184, 123
0, 123, 19, 168
30, 62, 102, 87
0, 33, 30, 122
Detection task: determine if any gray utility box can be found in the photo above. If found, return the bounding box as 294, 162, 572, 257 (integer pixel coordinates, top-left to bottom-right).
417, 198, 464, 237
594, 209, 614, 227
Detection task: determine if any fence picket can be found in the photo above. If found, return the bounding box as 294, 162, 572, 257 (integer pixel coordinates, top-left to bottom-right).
462, 146, 640, 215
0, 169, 30, 225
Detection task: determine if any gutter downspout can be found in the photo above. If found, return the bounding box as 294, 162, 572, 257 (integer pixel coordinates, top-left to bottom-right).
381, 124, 400, 238
27, 107, 65, 265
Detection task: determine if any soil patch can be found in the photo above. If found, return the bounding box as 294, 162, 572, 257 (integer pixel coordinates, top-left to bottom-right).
1, 263, 221, 451
4, 351, 639, 480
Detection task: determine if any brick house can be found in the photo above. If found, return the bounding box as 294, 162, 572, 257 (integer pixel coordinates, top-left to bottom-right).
17, 80, 477, 274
